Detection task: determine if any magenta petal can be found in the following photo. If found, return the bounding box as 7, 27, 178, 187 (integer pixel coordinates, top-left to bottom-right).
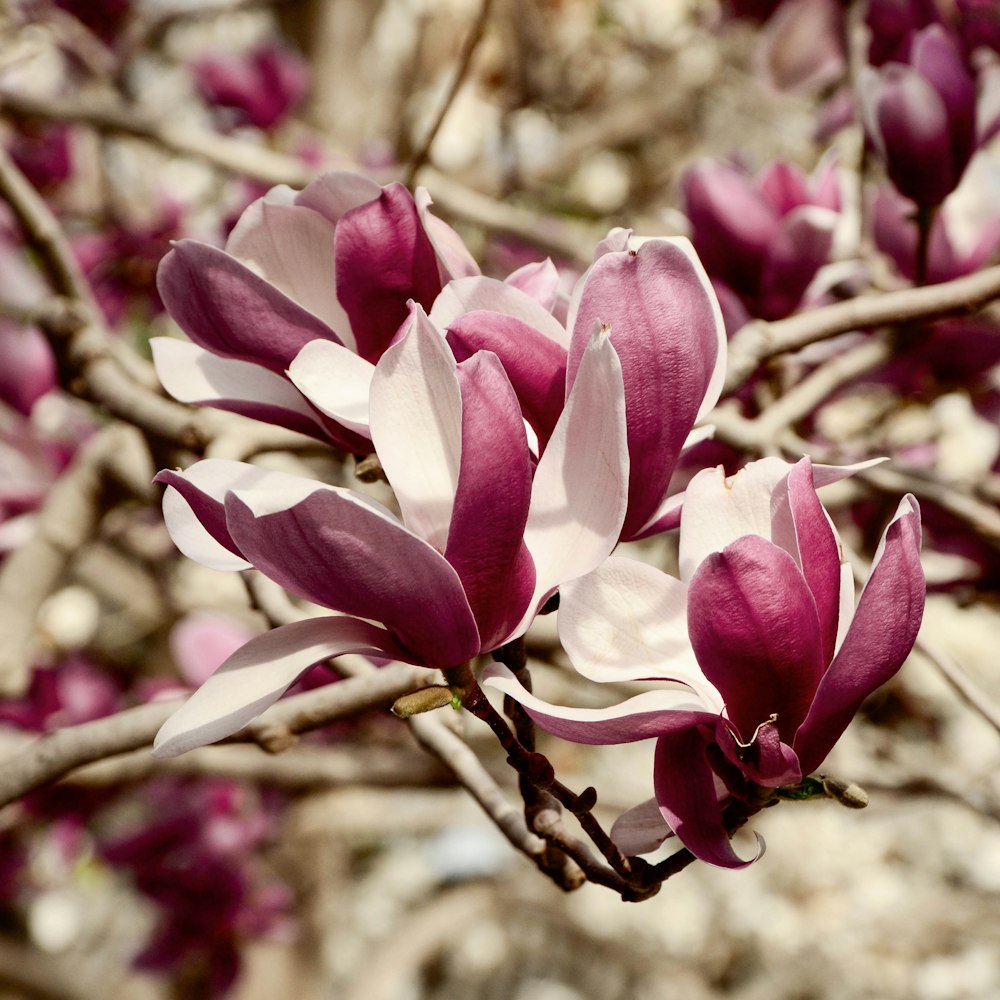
445, 353, 535, 650
157, 241, 336, 372
224, 488, 481, 666
794, 495, 924, 774
153, 617, 406, 757
687, 535, 825, 741
334, 183, 443, 363
758, 207, 835, 319
446, 311, 567, 449
772, 458, 843, 664
567, 240, 724, 539
653, 728, 761, 869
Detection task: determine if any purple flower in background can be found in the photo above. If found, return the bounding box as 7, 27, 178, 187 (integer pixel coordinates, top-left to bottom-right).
872, 185, 1000, 284
152, 314, 630, 756
486, 457, 924, 868
195, 43, 309, 130
153, 171, 479, 452
861, 25, 977, 207
681, 158, 839, 328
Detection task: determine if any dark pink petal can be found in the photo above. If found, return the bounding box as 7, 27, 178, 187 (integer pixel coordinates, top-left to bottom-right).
157, 241, 337, 372
446, 311, 567, 449
771, 458, 843, 664
794, 496, 924, 773
653, 729, 761, 869
758, 160, 812, 214
153, 617, 407, 757
445, 353, 535, 651
873, 65, 956, 205
567, 239, 724, 539
224, 487, 481, 666
912, 26, 976, 178
156, 469, 245, 568
334, 183, 443, 362
716, 719, 801, 788
687, 535, 825, 741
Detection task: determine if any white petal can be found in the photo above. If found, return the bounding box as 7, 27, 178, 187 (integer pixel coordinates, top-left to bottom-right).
512, 326, 629, 635
560, 558, 723, 708
610, 798, 674, 856
287, 339, 374, 435
369, 308, 461, 550
152, 337, 321, 424
153, 616, 399, 757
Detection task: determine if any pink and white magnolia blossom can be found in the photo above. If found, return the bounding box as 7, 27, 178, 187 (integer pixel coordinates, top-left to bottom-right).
485, 457, 925, 869
152, 171, 479, 452
293, 231, 727, 541
152, 313, 630, 757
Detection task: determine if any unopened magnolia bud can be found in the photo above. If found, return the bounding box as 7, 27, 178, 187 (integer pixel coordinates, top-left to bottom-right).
822, 776, 869, 809
391, 686, 454, 718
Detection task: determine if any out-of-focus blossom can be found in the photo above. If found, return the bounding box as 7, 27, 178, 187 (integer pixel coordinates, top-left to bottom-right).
956, 0, 1000, 56
6, 123, 73, 192
872, 185, 1000, 283
153, 315, 630, 756
73, 202, 184, 327
194, 43, 309, 131
0, 656, 120, 731
486, 457, 924, 868
170, 611, 259, 689
52, 0, 131, 45
755, 0, 845, 94
865, 0, 942, 65
153, 171, 479, 453
0, 325, 57, 416
681, 158, 839, 327
100, 778, 290, 997
861, 25, 978, 207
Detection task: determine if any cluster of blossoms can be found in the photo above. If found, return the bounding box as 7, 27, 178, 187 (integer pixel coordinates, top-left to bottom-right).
153, 170, 926, 868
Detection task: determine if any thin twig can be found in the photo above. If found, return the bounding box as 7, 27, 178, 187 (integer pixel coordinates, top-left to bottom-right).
724, 264, 1000, 393
0, 662, 434, 808
404, 0, 494, 186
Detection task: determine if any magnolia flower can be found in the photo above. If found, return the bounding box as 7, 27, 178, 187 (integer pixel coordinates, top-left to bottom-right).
486, 457, 925, 868
861, 25, 977, 207
152, 171, 479, 451
682, 158, 839, 328
153, 313, 630, 756
293, 232, 726, 541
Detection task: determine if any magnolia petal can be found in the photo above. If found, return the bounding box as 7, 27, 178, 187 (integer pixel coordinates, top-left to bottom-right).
794, 495, 924, 773
335, 183, 443, 362
369, 308, 461, 551
225, 198, 354, 344
559, 557, 722, 707
482, 664, 718, 744
687, 535, 825, 741
504, 258, 561, 312
157, 241, 336, 372
286, 338, 375, 437
610, 798, 674, 856
293, 171, 382, 222
678, 457, 884, 583
445, 310, 566, 449
153, 616, 405, 757
415, 187, 481, 281
653, 729, 763, 870
514, 326, 629, 634
155, 459, 292, 571
565, 238, 726, 539
772, 458, 843, 665
151, 338, 325, 439
429, 276, 570, 348
445, 353, 535, 651
224, 483, 481, 666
